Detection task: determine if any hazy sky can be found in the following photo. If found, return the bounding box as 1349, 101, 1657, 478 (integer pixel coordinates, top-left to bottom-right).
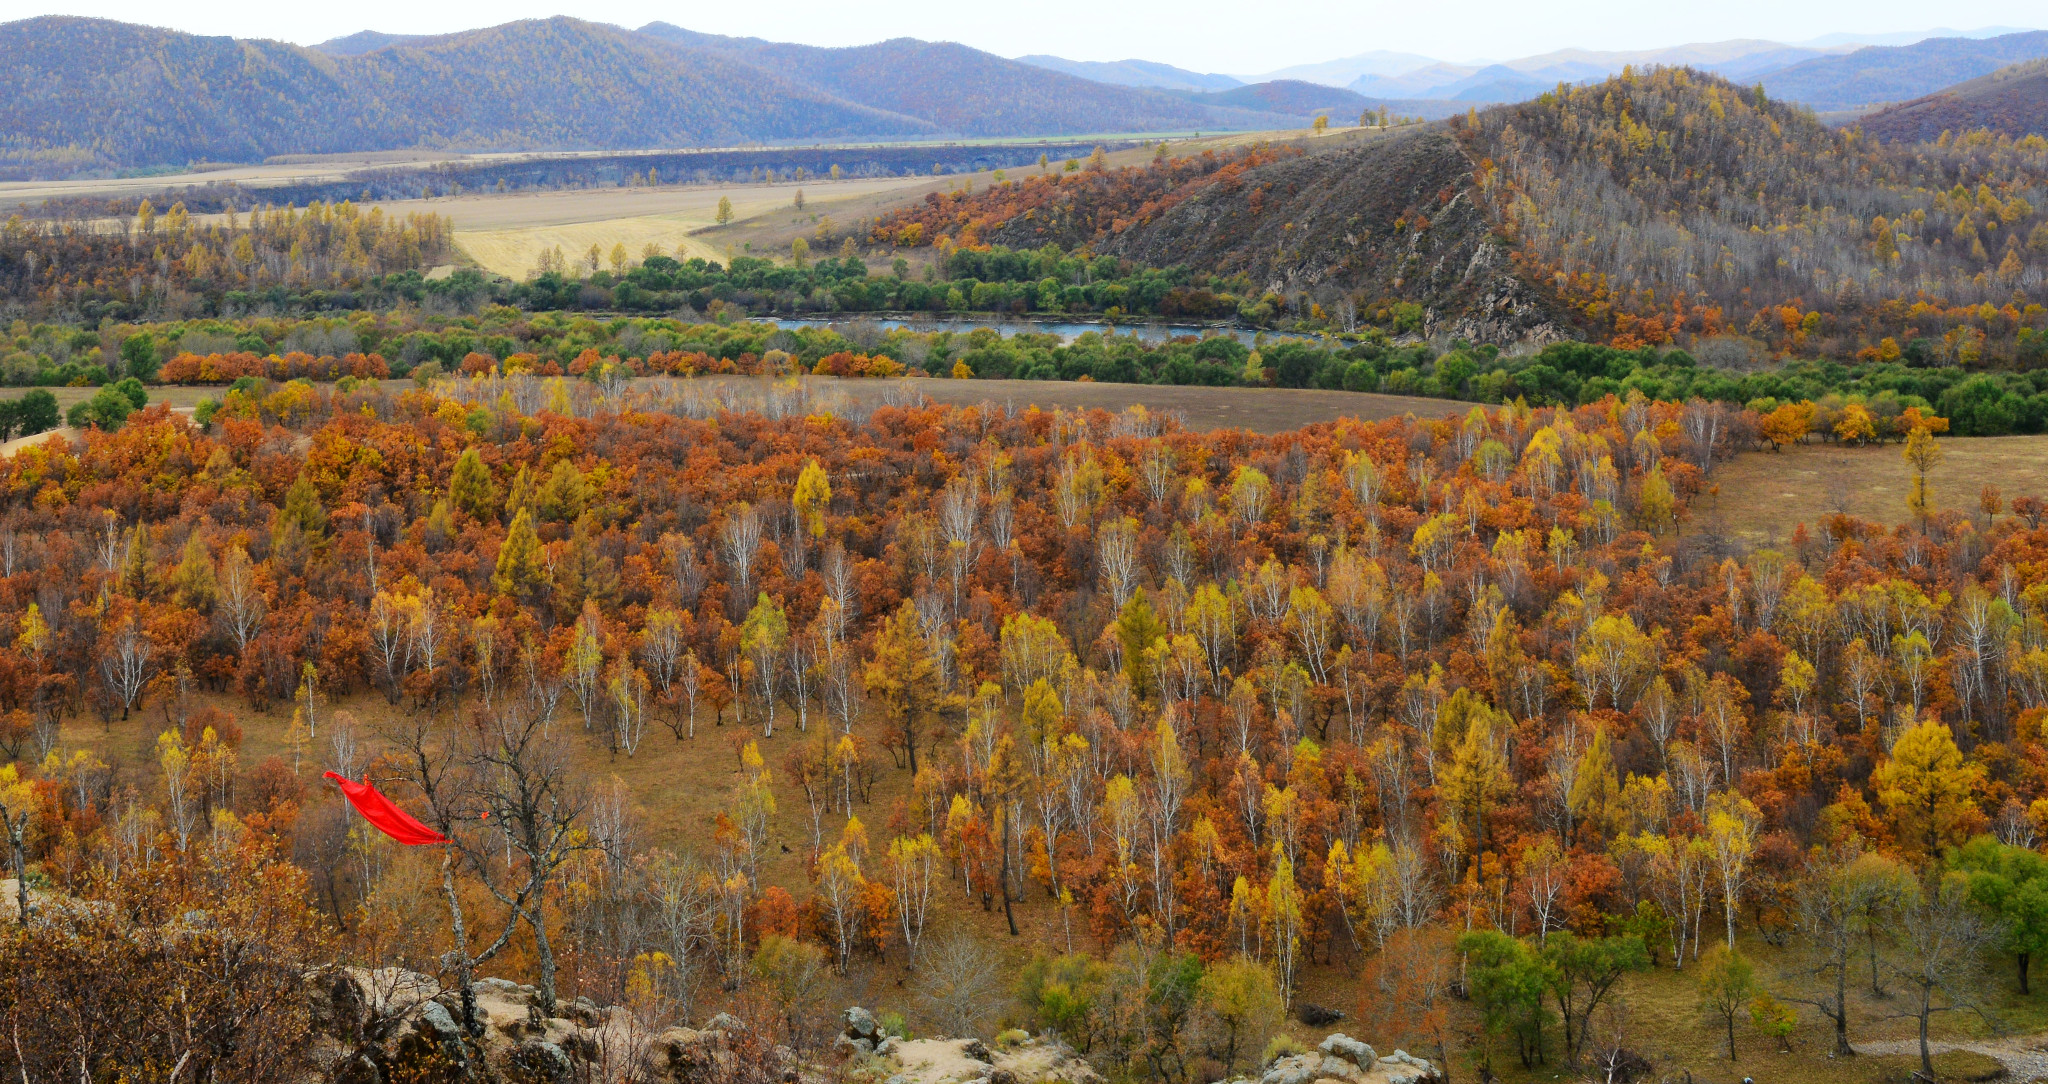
17, 0, 2043, 72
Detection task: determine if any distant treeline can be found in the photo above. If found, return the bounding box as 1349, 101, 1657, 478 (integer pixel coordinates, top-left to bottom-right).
516, 249, 1253, 321
41, 311, 2048, 437
0, 201, 453, 325
8, 141, 1139, 220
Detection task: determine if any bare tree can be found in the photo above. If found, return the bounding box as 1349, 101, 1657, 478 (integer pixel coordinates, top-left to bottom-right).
720, 504, 763, 601
216, 545, 267, 654
1884, 878, 2002, 1078
917, 931, 1002, 1037
1098, 517, 1140, 609
98, 614, 155, 720
379, 711, 526, 1036
466, 697, 587, 1013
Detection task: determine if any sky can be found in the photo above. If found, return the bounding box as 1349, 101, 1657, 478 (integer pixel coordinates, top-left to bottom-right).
14, 0, 2045, 73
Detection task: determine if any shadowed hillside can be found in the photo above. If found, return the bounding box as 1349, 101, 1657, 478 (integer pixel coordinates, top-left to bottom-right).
1760, 29, 2048, 110
1858, 59, 2048, 142
635, 24, 1271, 137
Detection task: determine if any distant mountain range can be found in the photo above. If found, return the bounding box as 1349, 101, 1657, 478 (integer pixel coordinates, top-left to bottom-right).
0, 16, 1291, 179
1759, 31, 2048, 110
1857, 58, 2048, 140
6, 15, 2045, 181
1021, 26, 2048, 109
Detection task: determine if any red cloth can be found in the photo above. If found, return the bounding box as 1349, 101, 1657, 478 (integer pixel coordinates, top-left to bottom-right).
323, 771, 449, 846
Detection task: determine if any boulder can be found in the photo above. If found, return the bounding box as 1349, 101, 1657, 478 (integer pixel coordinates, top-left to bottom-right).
1315, 1055, 1361, 1082
835, 1033, 876, 1060
1377, 1051, 1442, 1084
845, 1006, 882, 1041
1317, 1035, 1376, 1071
1259, 1053, 1326, 1084
506, 1040, 575, 1084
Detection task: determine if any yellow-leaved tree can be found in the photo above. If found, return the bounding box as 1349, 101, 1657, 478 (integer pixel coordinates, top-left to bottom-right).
1874, 719, 1983, 859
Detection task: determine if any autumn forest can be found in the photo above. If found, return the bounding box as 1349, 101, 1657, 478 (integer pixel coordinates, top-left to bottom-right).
1, 21, 2048, 1084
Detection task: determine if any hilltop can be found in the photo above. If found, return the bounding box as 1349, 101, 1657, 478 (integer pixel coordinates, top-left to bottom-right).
1858, 58, 2048, 141
866, 68, 2048, 357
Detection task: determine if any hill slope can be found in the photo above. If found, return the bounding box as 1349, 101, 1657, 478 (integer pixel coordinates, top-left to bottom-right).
1760, 30, 2048, 110
634, 24, 1234, 137
1857, 59, 2048, 141
866, 68, 2048, 354
1188, 80, 1372, 117
0, 16, 1271, 178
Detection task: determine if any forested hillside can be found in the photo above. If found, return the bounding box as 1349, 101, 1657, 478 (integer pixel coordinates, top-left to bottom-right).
867, 69, 2048, 362
1859, 59, 2048, 143
862, 135, 1561, 345
0, 16, 1263, 179
1470, 68, 2048, 360
634, 24, 1261, 137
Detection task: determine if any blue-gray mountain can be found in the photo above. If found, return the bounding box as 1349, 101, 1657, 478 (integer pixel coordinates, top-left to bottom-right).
0, 16, 1287, 179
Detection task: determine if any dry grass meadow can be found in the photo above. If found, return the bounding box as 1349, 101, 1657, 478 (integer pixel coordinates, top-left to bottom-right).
1691, 433, 2048, 546
411, 176, 937, 278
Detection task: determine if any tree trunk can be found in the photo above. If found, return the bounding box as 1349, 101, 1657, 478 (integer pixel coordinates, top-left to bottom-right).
999, 810, 1018, 936
530, 900, 557, 1015
2022, 952, 2032, 995
442, 855, 479, 1035
1834, 944, 1853, 1056
1918, 1005, 1933, 1078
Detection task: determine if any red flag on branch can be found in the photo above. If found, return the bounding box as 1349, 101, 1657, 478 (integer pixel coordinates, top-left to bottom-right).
323, 771, 449, 846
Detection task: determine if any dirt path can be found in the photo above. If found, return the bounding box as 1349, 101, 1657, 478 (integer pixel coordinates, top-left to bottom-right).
1855, 1035, 2048, 1081
0, 428, 78, 457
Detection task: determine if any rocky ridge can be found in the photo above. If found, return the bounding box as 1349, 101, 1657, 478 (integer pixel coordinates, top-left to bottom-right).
307, 968, 1441, 1084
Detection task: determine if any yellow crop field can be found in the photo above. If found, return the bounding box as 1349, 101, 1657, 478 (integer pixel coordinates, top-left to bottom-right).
371, 176, 936, 278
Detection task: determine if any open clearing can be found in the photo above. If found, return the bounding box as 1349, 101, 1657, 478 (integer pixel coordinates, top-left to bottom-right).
1692, 434, 2048, 545
407, 176, 935, 277
682, 374, 1460, 432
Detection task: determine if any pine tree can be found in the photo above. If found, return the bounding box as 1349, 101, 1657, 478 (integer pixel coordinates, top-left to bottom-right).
1875, 719, 1983, 858
449, 447, 499, 522
493, 508, 547, 599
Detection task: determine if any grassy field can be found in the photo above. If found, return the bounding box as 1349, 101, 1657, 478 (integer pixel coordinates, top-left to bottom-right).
415, 176, 937, 278
0, 385, 218, 410
1692, 434, 2048, 546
